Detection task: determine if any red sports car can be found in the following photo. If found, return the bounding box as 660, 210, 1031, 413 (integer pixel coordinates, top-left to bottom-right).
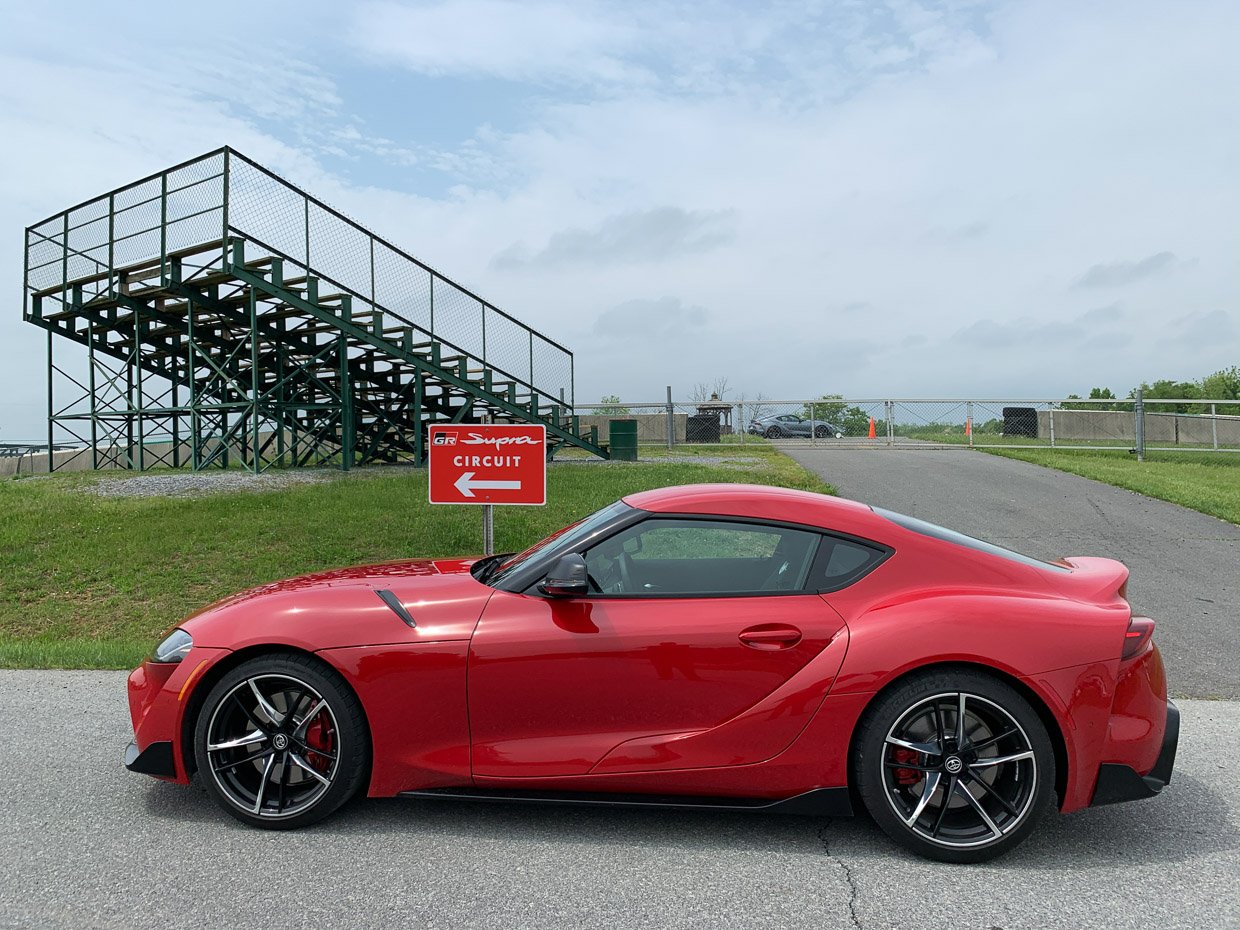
125, 484, 1177, 862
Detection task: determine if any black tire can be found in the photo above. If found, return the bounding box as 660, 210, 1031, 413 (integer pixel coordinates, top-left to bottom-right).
193, 653, 370, 830
813, 426, 828, 439
853, 669, 1055, 863
765, 426, 782, 439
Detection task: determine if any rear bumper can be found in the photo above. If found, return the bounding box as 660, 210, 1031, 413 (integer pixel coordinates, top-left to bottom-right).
1091, 701, 1179, 806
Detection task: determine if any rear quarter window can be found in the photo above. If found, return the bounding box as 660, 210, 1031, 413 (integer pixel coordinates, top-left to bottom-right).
809, 536, 890, 591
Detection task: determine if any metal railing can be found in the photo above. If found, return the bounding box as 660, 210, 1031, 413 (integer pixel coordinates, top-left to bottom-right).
570, 395, 1240, 455
23, 147, 574, 410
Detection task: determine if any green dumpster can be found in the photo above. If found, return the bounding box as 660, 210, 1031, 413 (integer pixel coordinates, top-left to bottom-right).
609, 419, 638, 461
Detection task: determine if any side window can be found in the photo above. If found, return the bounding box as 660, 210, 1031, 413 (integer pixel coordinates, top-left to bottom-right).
583, 519, 821, 596
808, 537, 889, 591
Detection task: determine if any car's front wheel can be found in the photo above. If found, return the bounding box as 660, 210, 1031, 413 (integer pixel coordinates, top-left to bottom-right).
854, 670, 1055, 863
193, 653, 370, 829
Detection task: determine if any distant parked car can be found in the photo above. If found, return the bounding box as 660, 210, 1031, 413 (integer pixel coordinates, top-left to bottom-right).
749, 413, 844, 439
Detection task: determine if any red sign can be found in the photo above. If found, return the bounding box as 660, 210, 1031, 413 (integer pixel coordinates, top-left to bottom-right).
428, 423, 547, 506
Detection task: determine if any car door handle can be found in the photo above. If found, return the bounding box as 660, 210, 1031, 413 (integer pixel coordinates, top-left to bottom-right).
738, 625, 803, 650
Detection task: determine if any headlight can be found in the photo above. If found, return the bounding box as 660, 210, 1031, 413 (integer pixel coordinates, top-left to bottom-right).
151, 628, 193, 663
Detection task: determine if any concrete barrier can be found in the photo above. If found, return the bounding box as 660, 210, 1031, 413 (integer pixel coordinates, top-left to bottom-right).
577, 413, 687, 443
1036, 409, 1240, 446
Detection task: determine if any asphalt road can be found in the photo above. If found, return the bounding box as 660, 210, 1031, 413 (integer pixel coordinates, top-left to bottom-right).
784, 446, 1240, 700
0, 671, 1236, 930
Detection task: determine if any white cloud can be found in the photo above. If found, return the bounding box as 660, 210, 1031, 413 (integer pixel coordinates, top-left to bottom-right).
3, 0, 1240, 440
351, 0, 649, 86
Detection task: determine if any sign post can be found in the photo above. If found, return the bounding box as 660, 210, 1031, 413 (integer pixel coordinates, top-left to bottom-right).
428, 423, 547, 554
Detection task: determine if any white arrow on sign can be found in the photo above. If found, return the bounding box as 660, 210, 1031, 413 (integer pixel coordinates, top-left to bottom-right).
454, 471, 522, 498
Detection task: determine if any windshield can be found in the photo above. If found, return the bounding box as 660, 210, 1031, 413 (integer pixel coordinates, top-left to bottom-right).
485, 500, 634, 587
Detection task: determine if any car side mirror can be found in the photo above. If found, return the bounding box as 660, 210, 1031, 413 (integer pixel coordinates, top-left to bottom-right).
539, 553, 589, 597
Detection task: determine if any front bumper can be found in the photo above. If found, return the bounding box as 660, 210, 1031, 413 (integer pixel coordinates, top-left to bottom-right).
1091, 700, 1179, 806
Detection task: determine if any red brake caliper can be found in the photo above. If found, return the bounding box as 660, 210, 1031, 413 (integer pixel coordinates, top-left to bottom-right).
891, 748, 922, 786
304, 713, 334, 773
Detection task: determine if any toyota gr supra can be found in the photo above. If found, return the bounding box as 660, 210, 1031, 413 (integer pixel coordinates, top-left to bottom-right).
125, 484, 1177, 862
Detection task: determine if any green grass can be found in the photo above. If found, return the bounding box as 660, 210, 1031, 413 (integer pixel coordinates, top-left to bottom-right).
0, 447, 833, 668
987, 447, 1240, 525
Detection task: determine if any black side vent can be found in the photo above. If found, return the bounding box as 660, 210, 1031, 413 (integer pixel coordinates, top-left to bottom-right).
374, 589, 416, 627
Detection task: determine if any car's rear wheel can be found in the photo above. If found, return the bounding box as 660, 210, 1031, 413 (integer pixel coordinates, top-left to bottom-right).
193, 653, 369, 830
854, 670, 1055, 863
765, 426, 783, 439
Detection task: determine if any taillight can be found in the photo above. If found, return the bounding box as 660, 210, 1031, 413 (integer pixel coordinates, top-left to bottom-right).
1121, 617, 1155, 660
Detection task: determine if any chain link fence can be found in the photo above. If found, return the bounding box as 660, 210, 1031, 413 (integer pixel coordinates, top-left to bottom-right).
570, 395, 1240, 455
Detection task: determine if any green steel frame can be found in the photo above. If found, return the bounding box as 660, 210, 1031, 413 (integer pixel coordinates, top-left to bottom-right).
23, 147, 607, 472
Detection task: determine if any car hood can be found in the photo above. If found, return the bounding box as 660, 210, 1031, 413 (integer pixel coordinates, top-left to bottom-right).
182, 557, 495, 650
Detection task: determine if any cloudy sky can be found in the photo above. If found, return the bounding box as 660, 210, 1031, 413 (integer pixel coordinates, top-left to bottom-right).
2, 0, 1238, 436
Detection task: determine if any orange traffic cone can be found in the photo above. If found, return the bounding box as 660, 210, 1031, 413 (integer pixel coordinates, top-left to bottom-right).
868, 418, 876, 439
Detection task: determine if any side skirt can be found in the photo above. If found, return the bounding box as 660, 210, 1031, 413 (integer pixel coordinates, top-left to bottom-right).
397, 785, 853, 817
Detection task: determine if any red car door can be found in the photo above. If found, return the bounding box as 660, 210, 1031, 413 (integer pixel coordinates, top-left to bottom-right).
467, 518, 850, 778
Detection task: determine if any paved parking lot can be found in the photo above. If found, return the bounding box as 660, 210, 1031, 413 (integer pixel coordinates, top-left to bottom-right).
1, 671, 1236, 930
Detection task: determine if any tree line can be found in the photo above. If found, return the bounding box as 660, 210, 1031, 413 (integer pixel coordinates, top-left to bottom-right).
1064, 366, 1239, 414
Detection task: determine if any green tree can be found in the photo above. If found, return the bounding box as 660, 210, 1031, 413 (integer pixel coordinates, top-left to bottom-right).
1063, 387, 1120, 410
1130, 379, 1202, 414
802, 394, 877, 436
596, 394, 630, 416
1201, 366, 1240, 415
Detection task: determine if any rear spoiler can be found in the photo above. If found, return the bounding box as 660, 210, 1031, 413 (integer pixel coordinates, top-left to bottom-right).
1058, 557, 1130, 604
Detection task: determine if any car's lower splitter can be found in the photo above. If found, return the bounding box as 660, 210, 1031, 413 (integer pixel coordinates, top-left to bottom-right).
397, 786, 853, 817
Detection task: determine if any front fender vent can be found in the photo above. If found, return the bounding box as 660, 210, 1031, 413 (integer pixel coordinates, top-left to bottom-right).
374, 589, 416, 628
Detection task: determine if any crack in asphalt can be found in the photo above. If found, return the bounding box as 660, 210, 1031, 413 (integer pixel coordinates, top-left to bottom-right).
817, 820, 862, 930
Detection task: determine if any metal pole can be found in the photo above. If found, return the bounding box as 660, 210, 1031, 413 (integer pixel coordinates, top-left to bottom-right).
249, 288, 260, 473
967, 400, 974, 447
188, 293, 200, 471
1135, 389, 1145, 462
339, 335, 352, 472
1048, 404, 1056, 448
1212, 403, 1219, 450
46, 329, 53, 473
738, 399, 745, 443
481, 412, 494, 555
413, 371, 424, 466
666, 385, 674, 450
133, 306, 144, 470
88, 319, 98, 469
810, 401, 817, 446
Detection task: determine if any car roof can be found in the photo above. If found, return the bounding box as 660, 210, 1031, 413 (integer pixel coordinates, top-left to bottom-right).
622, 484, 889, 539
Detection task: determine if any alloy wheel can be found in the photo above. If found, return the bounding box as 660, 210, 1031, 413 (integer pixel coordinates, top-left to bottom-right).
881, 691, 1038, 849
205, 673, 340, 819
